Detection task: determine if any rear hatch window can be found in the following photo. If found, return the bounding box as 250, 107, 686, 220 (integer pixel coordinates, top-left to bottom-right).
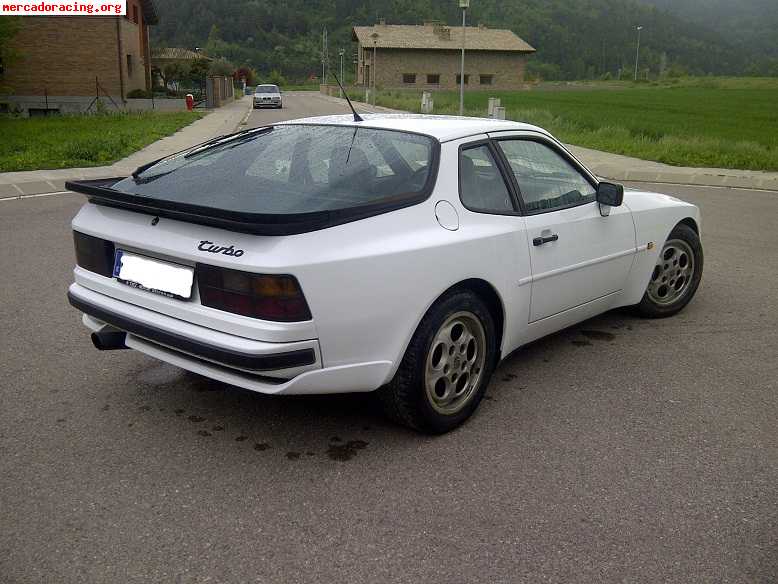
112, 125, 437, 218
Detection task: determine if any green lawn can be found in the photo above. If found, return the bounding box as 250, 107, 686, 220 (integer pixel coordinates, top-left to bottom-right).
375, 78, 778, 171
0, 111, 203, 172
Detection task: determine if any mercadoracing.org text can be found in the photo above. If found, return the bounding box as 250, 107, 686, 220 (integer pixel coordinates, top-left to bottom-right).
1, 0, 125, 15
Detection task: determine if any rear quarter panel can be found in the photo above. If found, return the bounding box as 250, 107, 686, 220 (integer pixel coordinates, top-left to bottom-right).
292, 137, 531, 379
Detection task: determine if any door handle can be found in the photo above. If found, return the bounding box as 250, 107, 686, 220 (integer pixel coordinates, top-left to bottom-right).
533, 234, 559, 246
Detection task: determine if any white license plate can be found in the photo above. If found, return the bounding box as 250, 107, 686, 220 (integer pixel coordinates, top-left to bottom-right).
113, 250, 194, 300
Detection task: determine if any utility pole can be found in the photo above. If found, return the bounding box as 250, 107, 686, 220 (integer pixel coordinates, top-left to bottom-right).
338, 48, 344, 98
322, 27, 328, 84
459, 0, 470, 116
371, 31, 379, 106
634, 25, 643, 81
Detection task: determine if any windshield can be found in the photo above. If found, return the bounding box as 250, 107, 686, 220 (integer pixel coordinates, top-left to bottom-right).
112, 125, 437, 216
255, 86, 279, 94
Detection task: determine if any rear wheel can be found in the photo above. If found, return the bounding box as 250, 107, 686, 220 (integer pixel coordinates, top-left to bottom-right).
378, 290, 497, 433
636, 223, 703, 318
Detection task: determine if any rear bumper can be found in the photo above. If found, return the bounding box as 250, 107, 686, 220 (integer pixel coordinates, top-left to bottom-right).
68, 283, 393, 395
68, 289, 315, 372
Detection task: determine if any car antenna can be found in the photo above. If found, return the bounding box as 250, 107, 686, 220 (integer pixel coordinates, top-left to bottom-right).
332, 71, 363, 122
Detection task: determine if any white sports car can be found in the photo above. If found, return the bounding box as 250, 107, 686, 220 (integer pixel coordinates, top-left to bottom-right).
66, 114, 703, 433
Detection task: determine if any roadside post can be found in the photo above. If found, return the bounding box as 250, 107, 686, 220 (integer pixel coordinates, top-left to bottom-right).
487, 97, 501, 117
493, 106, 506, 120
421, 91, 434, 114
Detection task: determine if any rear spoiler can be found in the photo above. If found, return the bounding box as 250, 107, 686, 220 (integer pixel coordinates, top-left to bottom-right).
64, 178, 423, 236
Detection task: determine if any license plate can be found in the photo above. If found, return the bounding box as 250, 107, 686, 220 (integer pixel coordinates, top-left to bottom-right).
113, 250, 194, 300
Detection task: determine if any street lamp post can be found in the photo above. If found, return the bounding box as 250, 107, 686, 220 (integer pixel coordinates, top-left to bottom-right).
338, 48, 345, 98
634, 25, 643, 81
322, 27, 328, 84
371, 32, 379, 106
459, 0, 470, 116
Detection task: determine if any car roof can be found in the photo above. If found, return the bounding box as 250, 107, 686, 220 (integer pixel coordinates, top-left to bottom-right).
278, 113, 550, 142
256, 84, 279, 88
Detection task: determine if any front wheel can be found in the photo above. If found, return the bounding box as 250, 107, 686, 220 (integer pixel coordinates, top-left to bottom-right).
378, 290, 497, 433
635, 223, 703, 318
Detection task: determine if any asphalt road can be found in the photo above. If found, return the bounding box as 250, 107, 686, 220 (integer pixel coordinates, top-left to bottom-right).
1, 93, 777, 583
244, 90, 368, 128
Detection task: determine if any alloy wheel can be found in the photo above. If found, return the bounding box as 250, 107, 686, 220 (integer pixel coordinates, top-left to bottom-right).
647, 239, 695, 306
424, 311, 486, 415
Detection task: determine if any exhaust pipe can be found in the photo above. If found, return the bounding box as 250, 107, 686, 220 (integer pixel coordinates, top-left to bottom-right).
91, 330, 128, 351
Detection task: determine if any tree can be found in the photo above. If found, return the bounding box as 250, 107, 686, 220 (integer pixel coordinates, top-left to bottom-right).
205, 25, 227, 57
208, 58, 235, 77
188, 58, 211, 87
162, 62, 189, 92
267, 69, 287, 86
0, 16, 21, 87
234, 66, 256, 85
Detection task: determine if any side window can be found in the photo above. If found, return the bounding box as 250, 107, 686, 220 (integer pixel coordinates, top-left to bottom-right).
459, 145, 514, 213
497, 139, 596, 213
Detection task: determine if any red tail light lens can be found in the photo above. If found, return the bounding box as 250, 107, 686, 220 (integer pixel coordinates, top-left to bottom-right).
197, 264, 312, 322
73, 231, 115, 277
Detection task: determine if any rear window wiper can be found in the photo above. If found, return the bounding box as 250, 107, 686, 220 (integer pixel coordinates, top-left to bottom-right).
183, 126, 273, 159
129, 127, 271, 180
129, 127, 274, 184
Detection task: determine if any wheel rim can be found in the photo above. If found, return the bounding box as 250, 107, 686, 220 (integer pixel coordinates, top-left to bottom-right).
647, 238, 695, 306
424, 311, 486, 415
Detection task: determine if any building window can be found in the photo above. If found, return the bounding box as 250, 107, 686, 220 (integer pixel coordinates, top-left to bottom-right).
126, 54, 134, 77
402, 73, 416, 84
456, 74, 470, 85
132, 5, 138, 23
480, 74, 494, 85
426, 74, 440, 85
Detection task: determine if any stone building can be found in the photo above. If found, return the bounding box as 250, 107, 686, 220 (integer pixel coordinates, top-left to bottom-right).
352, 22, 535, 91
0, 0, 157, 115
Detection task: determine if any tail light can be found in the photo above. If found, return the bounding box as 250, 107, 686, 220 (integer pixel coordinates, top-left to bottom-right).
73, 231, 115, 277
197, 264, 312, 322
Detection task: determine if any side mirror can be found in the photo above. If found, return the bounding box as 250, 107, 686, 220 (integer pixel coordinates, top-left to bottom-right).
596, 181, 624, 216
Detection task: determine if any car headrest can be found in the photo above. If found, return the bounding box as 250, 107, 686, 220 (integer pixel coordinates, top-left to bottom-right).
329, 147, 374, 184
460, 155, 476, 182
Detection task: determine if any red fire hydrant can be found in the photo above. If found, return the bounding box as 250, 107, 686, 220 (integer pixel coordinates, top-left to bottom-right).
185, 94, 194, 111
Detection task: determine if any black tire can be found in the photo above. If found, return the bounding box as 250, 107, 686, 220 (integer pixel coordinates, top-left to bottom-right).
635, 222, 703, 318
378, 290, 498, 433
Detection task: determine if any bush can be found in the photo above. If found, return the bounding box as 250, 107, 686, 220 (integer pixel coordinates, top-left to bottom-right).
267, 70, 288, 86
209, 58, 235, 77
126, 89, 152, 99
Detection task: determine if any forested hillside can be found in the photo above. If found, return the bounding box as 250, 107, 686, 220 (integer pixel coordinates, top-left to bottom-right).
639, 0, 778, 63
150, 0, 760, 81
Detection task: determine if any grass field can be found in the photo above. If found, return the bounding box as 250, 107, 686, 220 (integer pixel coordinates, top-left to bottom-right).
375, 78, 778, 171
0, 111, 203, 172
